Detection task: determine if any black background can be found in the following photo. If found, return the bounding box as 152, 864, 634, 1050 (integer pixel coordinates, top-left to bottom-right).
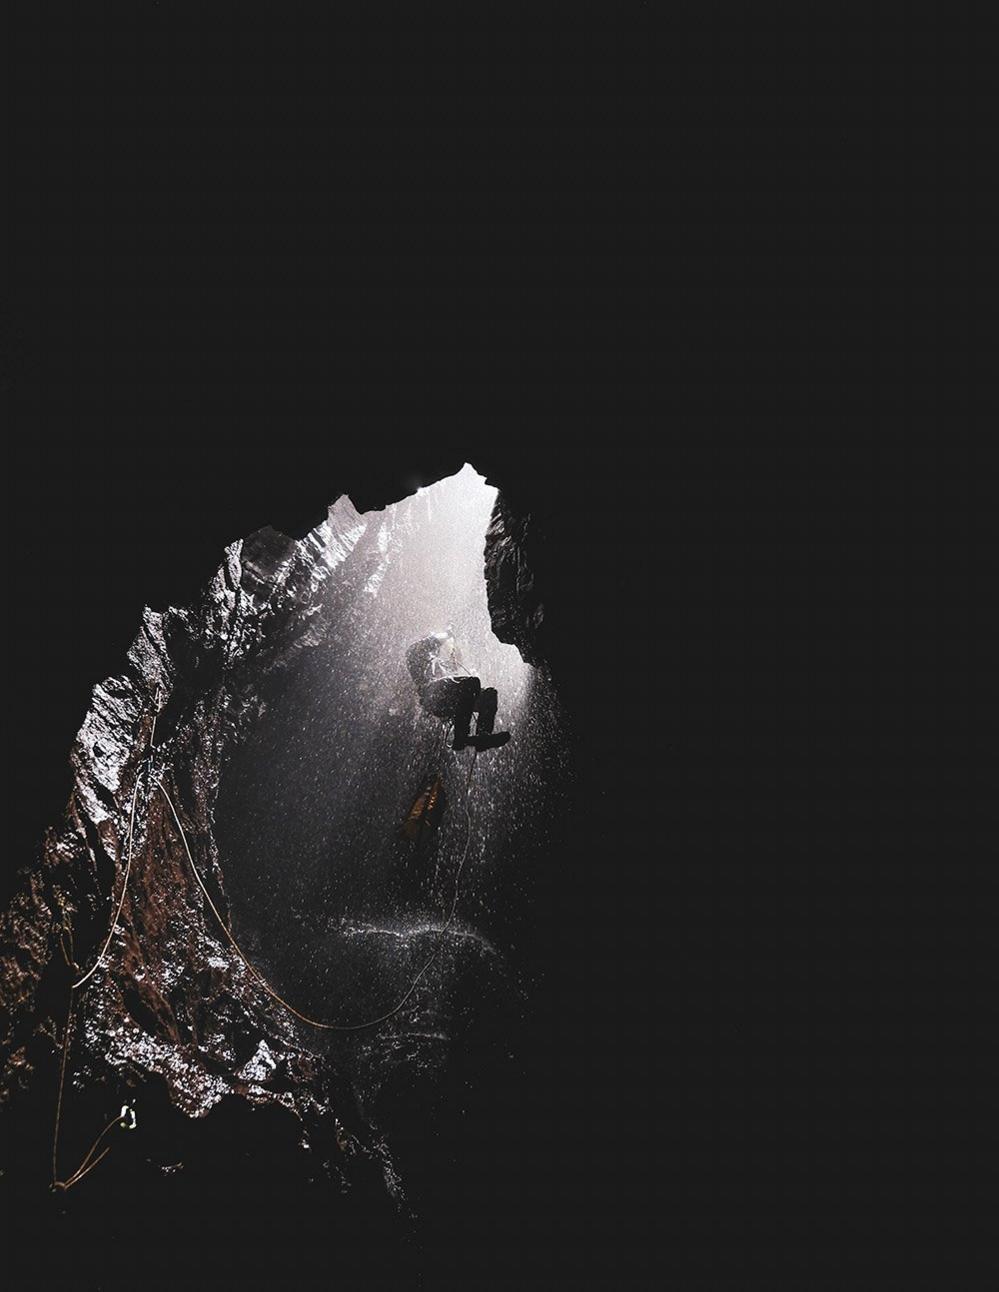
7, 7, 990, 1288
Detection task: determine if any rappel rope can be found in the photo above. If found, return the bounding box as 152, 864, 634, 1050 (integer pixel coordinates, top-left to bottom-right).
52, 701, 475, 1190
51, 695, 160, 1191
156, 757, 474, 1031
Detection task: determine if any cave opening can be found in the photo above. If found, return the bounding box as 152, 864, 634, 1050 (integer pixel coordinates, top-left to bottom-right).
213, 464, 562, 1078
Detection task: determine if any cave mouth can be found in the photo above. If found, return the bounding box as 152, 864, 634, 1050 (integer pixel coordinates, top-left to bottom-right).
214, 464, 559, 1039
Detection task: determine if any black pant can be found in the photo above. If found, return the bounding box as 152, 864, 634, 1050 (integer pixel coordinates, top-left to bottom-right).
419, 676, 498, 744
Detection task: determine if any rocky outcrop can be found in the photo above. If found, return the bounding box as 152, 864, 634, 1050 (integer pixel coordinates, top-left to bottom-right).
1, 474, 546, 1205
0, 496, 404, 1196
484, 492, 545, 667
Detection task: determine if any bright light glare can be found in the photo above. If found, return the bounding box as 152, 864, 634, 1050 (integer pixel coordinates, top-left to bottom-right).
350, 461, 533, 730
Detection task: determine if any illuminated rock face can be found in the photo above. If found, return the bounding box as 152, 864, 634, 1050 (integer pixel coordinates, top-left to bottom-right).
0, 466, 554, 1205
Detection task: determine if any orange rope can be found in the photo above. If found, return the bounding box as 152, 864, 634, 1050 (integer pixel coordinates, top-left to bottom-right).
62, 1146, 113, 1189
51, 994, 121, 1193
53, 1116, 122, 1192
52, 736, 148, 1191
51, 990, 76, 1183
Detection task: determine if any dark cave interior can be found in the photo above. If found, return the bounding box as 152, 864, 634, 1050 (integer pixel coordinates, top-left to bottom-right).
4, 453, 604, 1290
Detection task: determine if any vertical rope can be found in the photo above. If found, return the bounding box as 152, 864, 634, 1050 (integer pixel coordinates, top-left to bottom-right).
52, 691, 159, 1189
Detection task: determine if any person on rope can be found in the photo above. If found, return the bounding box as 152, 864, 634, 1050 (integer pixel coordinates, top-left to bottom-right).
406, 627, 510, 751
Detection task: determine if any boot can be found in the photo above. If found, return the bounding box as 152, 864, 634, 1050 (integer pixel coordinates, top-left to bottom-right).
467, 731, 510, 751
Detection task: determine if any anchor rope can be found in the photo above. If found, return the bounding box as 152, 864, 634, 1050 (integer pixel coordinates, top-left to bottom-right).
51, 698, 474, 1193
52, 766, 144, 1192
156, 757, 473, 1032
52, 693, 157, 1191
